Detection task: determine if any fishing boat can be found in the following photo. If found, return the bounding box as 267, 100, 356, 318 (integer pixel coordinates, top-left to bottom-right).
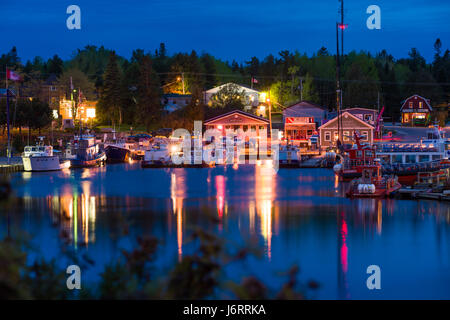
104, 141, 133, 163
333, 131, 377, 181
65, 135, 106, 168
346, 159, 401, 198
22, 138, 71, 172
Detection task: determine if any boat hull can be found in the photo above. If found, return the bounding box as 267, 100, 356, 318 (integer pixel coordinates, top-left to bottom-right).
22, 156, 70, 172
70, 152, 106, 168
105, 146, 131, 163
346, 182, 401, 198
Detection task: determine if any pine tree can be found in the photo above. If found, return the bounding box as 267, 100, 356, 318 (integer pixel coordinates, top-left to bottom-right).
98, 52, 122, 126
136, 56, 161, 132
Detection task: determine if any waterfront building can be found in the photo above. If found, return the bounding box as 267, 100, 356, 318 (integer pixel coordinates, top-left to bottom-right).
204, 109, 270, 139
282, 101, 327, 142
319, 111, 374, 148
400, 95, 432, 126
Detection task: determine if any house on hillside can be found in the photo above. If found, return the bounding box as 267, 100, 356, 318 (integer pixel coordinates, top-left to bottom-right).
203, 83, 265, 111
161, 93, 192, 113
344, 107, 379, 127
400, 95, 432, 126
318, 111, 374, 149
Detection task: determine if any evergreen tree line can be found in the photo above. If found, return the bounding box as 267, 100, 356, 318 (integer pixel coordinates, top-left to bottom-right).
1, 40, 449, 131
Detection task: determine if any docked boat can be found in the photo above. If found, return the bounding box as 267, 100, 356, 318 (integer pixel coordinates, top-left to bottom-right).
376, 125, 450, 164
346, 159, 401, 198
333, 132, 377, 181
141, 143, 172, 168
278, 145, 301, 168
335, 129, 450, 186
65, 135, 106, 168
22, 139, 71, 172
104, 141, 132, 163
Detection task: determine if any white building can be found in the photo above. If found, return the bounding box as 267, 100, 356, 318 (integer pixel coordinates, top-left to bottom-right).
203, 83, 266, 110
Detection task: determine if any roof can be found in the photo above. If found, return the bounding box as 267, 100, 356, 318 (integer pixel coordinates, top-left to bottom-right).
44, 73, 59, 85
318, 111, 374, 129
283, 101, 326, 119
400, 94, 432, 111
204, 83, 260, 94
343, 107, 378, 114
204, 109, 269, 125
163, 93, 192, 98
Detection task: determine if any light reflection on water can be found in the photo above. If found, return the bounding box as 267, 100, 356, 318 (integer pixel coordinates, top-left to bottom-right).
2, 163, 450, 299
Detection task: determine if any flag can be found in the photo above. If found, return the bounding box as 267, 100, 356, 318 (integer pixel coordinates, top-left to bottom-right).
252, 77, 258, 84
6, 69, 21, 81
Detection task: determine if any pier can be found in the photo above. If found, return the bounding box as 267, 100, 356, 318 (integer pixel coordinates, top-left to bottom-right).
0, 157, 24, 173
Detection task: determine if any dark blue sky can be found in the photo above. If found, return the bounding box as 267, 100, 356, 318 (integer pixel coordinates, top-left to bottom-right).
0, 0, 448, 63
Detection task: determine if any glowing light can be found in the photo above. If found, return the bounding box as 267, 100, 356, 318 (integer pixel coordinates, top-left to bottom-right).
217, 125, 223, 130
86, 108, 96, 118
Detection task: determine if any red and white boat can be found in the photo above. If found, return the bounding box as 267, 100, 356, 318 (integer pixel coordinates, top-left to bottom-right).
346, 159, 401, 198
333, 131, 377, 181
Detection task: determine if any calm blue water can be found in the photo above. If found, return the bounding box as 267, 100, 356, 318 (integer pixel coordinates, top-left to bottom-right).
1, 162, 450, 299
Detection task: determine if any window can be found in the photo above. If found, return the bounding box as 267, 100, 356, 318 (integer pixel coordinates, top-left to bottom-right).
364, 114, 373, 122
409, 102, 413, 108
356, 150, 363, 158
324, 131, 331, 141
343, 131, 349, 141
365, 150, 373, 158
361, 131, 369, 141
419, 101, 423, 108
334, 132, 339, 141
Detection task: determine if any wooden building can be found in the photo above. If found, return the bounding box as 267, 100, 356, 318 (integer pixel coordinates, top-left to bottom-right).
400, 95, 432, 126
204, 110, 270, 138
282, 101, 327, 142
318, 111, 374, 148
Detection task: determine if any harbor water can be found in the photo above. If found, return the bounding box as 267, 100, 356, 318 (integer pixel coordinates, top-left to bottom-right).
1, 162, 450, 299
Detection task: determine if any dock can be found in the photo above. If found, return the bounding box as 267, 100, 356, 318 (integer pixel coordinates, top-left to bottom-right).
0, 157, 24, 173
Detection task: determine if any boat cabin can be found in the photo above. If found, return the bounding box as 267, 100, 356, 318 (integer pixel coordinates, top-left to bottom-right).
24, 145, 53, 157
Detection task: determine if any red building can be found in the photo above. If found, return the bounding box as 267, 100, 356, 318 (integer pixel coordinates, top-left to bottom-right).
400, 95, 432, 126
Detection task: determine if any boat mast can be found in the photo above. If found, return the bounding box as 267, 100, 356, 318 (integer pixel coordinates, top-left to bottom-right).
5, 66, 11, 163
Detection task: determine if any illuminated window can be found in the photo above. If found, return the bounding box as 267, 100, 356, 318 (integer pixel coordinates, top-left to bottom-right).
86, 108, 96, 118
409, 102, 413, 108
52, 110, 58, 119
419, 101, 423, 108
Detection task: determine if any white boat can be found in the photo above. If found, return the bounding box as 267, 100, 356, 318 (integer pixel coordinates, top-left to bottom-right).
22, 139, 71, 172
376, 125, 450, 164
141, 144, 172, 167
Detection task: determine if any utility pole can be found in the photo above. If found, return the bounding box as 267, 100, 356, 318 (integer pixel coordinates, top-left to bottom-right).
5, 67, 11, 163
336, 23, 341, 146
182, 72, 185, 94
268, 90, 272, 137
340, 0, 344, 56
299, 77, 303, 101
